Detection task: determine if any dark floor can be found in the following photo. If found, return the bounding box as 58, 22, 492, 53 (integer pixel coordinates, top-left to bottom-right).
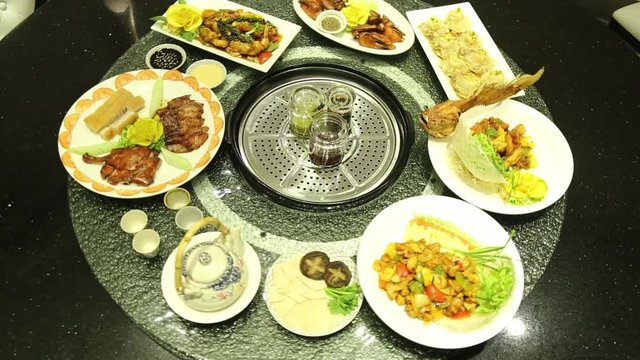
29, 0, 639, 52
580, 0, 640, 54
574, 0, 637, 21
31, 0, 634, 20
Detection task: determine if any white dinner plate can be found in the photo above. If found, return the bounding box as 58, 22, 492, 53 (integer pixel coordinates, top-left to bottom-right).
357, 195, 524, 349
161, 232, 262, 324
264, 251, 363, 337
57, 69, 225, 199
292, 0, 415, 55
428, 100, 574, 215
151, 0, 301, 73
406, 2, 521, 100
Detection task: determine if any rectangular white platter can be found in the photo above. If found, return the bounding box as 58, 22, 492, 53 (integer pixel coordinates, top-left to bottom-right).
151, 0, 302, 73
406, 2, 523, 100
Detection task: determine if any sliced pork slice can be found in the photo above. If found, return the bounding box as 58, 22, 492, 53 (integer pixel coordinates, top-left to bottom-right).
156, 95, 209, 153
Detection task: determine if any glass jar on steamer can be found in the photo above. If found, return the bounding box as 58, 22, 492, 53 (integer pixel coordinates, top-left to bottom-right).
326, 85, 355, 133
308, 111, 349, 168
287, 85, 326, 138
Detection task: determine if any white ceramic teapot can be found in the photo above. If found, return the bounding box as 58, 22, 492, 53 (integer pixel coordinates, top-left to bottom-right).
174, 217, 247, 312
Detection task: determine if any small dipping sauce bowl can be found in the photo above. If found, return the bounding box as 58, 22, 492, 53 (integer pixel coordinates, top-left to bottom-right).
132, 229, 160, 258
186, 59, 227, 88
145, 43, 187, 70
164, 188, 191, 210
316, 10, 347, 34
120, 209, 148, 234
175, 206, 204, 231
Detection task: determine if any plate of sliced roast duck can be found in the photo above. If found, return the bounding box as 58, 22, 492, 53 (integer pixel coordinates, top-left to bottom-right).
293, 0, 415, 55
57, 69, 225, 198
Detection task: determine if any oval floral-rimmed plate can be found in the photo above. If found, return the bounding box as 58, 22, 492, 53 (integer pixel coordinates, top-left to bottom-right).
160, 232, 262, 324
357, 195, 524, 349
264, 250, 363, 337
428, 100, 574, 215
57, 69, 225, 199
292, 0, 415, 56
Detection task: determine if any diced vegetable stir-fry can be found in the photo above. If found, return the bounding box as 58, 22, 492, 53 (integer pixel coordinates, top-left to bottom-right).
373, 216, 515, 323
374, 240, 480, 322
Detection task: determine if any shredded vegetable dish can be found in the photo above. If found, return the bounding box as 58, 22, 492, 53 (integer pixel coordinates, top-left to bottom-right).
373, 216, 515, 323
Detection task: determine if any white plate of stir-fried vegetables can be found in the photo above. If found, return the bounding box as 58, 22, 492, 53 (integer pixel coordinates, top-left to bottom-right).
151, 0, 301, 72
357, 195, 524, 349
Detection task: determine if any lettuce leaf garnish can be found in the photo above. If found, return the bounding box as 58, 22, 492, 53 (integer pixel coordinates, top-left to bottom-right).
326, 283, 361, 316
473, 133, 507, 175
475, 263, 515, 314
452, 124, 505, 183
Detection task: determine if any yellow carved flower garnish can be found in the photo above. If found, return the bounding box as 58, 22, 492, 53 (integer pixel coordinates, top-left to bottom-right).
166, 4, 202, 32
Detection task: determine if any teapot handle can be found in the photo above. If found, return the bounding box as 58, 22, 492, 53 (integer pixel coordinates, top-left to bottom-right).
174, 216, 230, 294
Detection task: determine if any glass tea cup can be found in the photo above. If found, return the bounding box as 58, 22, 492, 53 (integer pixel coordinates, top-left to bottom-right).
288, 85, 326, 138
308, 111, 349, 168
326, 85, 356, 132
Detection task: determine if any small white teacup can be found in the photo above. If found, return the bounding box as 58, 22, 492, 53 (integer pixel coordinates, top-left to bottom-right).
132, 229, 160, 258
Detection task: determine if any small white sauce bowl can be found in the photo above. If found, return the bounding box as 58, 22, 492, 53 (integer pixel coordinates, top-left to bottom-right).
164, 188, 191, 210
132, 229, 160, 258
175, 206, 204, 231
145, 43, 187, 70
120, 209, 148, 234
186, 59, 227, 88
316, 10, 347, 34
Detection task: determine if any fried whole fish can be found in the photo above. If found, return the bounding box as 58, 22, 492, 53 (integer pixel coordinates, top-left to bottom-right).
420, 68, 544, 138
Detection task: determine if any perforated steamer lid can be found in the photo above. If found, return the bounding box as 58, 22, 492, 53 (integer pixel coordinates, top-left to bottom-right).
228, 64, 414, 211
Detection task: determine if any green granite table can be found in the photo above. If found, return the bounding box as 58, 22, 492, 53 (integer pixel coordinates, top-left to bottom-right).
1, 0, 639, 359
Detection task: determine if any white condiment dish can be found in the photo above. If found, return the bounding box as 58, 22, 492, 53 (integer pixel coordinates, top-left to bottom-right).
264, 251, 362, 337
120, 209, 148, 234
145, 43, 187, 70
132, 229, 161, 258
315, 10, 347, 34
163, 188, 191, 210
186, 59, 227, 88
175, 206, 204, 231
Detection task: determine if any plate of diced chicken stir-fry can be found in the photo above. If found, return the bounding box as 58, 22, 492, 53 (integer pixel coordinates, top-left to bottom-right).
358, 195, 524, 348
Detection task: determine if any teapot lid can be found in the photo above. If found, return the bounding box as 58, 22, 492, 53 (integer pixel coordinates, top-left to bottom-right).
183, 242, 227, 284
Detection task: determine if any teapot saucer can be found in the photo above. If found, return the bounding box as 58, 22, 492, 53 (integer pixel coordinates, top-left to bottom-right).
161, 232, 262, 324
